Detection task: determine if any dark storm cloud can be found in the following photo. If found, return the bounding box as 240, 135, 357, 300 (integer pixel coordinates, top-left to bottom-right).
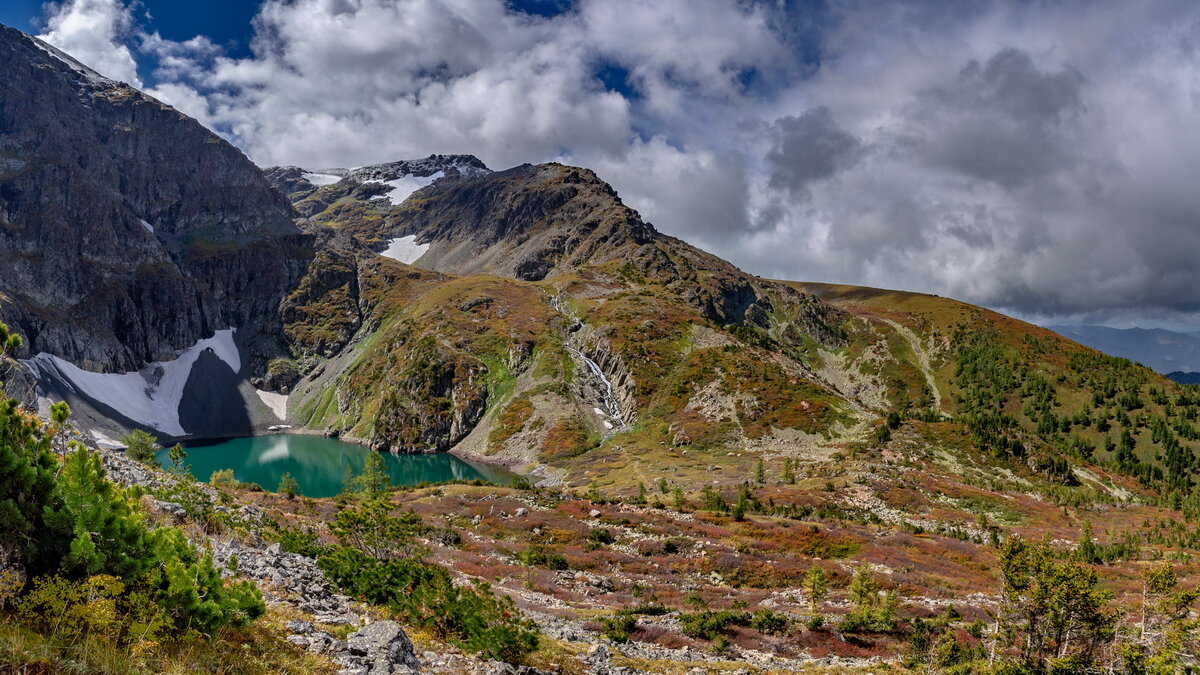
766, 106, 861, 199
911, 48, 1083, 188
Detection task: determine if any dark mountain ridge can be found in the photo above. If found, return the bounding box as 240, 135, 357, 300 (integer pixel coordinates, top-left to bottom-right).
0, 24, 308, 373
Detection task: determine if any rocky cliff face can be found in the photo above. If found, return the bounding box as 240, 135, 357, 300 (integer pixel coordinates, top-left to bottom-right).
387, 163, 658, 281
264, 154, 490, 219
277, 159, 844, 337
0, 25, 308, 372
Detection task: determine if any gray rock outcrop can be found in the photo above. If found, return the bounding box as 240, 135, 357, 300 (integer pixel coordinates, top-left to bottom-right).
285, 617, 421, 675
0, 25, 309, 373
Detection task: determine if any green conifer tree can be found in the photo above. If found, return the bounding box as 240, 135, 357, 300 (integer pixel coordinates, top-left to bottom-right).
357, 451, 391, 498
121, 429, 158, 464
278, 472, 300, 499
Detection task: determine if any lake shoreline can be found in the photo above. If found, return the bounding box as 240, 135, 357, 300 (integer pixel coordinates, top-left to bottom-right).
168, 433, 516, 498
182, 425, 530, 476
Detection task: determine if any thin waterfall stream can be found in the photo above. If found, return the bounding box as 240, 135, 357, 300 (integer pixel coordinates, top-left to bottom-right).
551, 295, 626, 432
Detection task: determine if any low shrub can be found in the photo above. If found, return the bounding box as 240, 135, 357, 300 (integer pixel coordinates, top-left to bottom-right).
121, 429, 158, 465
318, 548, 539, 662
516, 545, 569, 570
276, 526, 332, 559
599, 612, 638, 643
679, 610, 751, 640
749, 609, 790, 635
627, 604, 670, 616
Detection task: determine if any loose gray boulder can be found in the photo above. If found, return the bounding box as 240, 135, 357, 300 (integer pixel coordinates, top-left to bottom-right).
334, 620, 421, 675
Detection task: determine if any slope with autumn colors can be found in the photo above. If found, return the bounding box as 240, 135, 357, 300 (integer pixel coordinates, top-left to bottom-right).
9, 20, 1200, 673
269, 154, 1200, 514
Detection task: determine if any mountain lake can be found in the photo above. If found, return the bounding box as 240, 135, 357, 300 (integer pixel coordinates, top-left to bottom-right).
157, 433, 515, 498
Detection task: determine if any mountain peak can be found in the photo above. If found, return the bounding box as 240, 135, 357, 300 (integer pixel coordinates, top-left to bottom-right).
332, 153, 491, 182
1, 25, 124, 90
264, 154, 492, 209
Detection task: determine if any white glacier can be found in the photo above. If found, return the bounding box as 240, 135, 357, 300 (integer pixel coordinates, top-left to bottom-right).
24, 329, 240, 437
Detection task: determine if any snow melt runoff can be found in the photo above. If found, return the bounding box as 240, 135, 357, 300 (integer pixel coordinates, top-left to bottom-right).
24, 329, 241, 437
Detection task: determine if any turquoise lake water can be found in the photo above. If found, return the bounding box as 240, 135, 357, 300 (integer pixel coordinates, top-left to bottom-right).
157, 434, 513, 498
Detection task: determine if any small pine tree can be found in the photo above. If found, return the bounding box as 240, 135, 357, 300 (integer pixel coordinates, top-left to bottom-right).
0, 322, 22, 359
49, 401, 70, 427
121, 429, 158, 465
338, 463, 357, 502
732, 499, 746, 521
1125, 562, 1200, 672
329, 498, 423, 560
357, 451, 391, 498
848, 566, 877, 607
657, 477, 669, 494
754, 458, 765, 484
47, 402, 71, 456
57, 445, 156, 579
995, 537, 1115, 670
873, 424, 892, 445
803, 564, 829, 613
0, 397, 66, 576
278, 472, 300, 499
632, 481, 647, 504
1077, 519, 1099, 564
166, 443, 189, 477
782, 457, 796, 484
842, 566, 899, 633
672, 486, 687, 510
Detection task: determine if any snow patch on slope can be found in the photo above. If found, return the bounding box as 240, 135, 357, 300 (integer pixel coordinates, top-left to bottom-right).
377, 171, 443, 205
139, 219, 154, 233
303, 172, 341, 186
90, 429, 125, 450
24, 329, 240, 437
256, 389, 288, 421
380, 235, 429, 265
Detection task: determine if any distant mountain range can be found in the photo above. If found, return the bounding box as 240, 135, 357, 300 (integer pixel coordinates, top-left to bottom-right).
1047, 325, 1200, 381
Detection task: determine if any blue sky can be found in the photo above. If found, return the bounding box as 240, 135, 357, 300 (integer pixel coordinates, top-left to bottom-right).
15, 0, 1200, 329
0, 1, 43, 32
3, 1, 256, 48
2, 0, 259, 79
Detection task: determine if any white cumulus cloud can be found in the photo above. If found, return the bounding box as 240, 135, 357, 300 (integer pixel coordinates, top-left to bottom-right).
37, 0, 141, 86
